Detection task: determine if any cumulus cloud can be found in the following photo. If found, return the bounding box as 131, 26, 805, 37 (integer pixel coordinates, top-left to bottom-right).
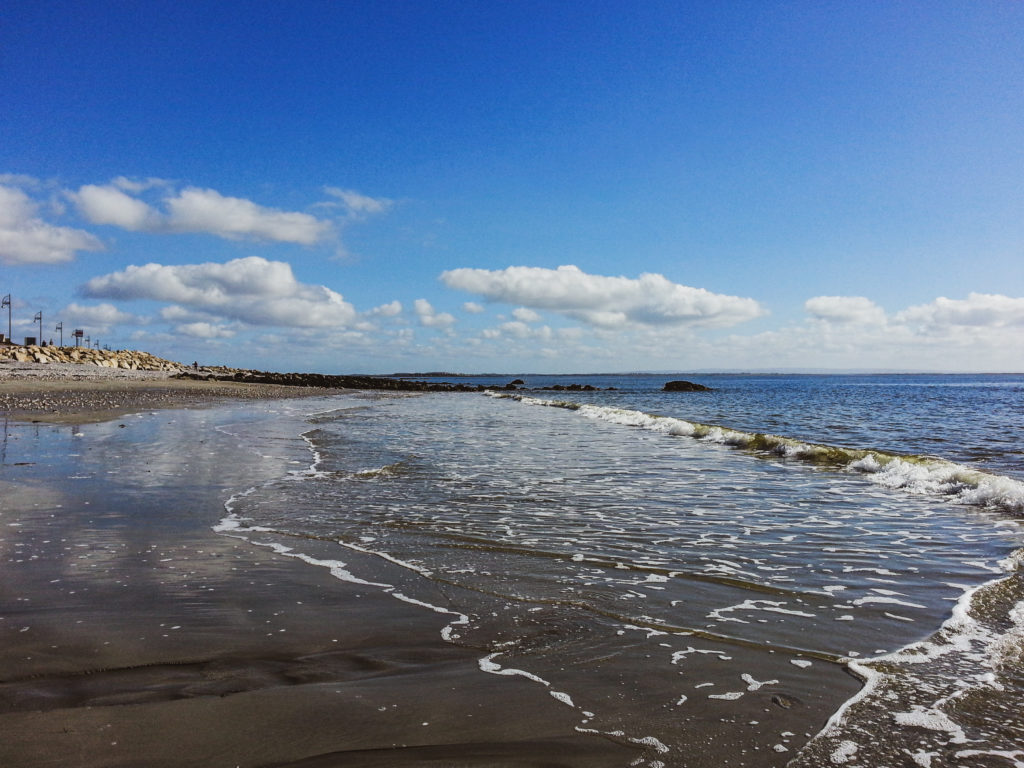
368, 300, 403, 317
483, 321, 554, 341
805, 296, 887, 325
512, 307, 542, 323
62, 302, 141, 332
463, 301, 485, 314
176, 322, 237, 339
70, 183, 332, 244
71, 184, 161, 230
0, 173, 42, 187
111, 176, 170, 193
896, 293, 1024, 329
83, 256, 358, 328
414, 298, 456, 329
0, 185, 103, 265
165, 187, 330, 243
441, 265, 764, 329
159, 305, 207, 323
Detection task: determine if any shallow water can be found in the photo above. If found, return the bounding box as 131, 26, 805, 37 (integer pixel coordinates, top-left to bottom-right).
217, 374, 1024, 767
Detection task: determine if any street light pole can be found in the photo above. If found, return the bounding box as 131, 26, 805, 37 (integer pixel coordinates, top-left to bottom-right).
55, 322, 63, 347
1, 295, 10, 342
33, 311, 42, 345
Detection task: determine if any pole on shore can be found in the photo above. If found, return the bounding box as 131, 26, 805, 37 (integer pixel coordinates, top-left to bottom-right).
55, 322, 63, 346
33, 311, 42, 345
1, 295, 10, 342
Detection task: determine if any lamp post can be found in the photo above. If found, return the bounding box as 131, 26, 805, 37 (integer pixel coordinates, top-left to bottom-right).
33, 311, 42, 346
1, 295, 10, 342
55, 322, 63, 347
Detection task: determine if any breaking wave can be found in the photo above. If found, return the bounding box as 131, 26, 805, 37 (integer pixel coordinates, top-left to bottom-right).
488, 392, 1024, 515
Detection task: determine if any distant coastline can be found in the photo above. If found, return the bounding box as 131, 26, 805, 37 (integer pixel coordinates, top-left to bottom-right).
391, 369, 1021, 377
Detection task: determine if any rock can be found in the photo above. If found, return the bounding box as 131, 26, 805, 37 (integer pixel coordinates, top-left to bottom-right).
510, 379, 525, 386
771, 693, 802, 709
171, 369, 487, 394
0, 345, 185, 372
663, 380, 711, 392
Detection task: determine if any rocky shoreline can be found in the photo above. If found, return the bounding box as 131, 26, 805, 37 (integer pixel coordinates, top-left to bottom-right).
0, 343, 183, 371
175, 367, 488, 392
2, 345, 710, 423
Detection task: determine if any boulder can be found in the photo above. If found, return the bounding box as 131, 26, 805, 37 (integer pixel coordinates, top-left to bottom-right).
663, 380, 711, 392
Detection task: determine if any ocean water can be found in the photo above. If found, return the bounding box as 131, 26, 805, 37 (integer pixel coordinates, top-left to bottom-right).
217, 374, 1024, 767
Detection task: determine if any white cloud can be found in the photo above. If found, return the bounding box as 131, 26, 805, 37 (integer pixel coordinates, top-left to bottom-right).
176, 322, 237, 339
322, 187, 393, 217
70, 183, 332, 244
165, 187, 331, 244
441, 265, 764, 329
0, 185, 103, 265
368, 300, 403, 317
512, 307, 542, 323
414, 298, 456, 329
160, 305, 207, 322
463, 301, 485, 314
71, 184, 160, 230
61, 302, 140, 332
83, 256, 358, 328
805, 296, 887, 325
111, 176, 170, 193
0, 173, 41, 187
502, 321, 553, 340
706, 292, 1024, 371
896, 293, 1024, 329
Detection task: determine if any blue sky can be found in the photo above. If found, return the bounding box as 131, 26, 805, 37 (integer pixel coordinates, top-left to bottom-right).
2, 1, 1022, 372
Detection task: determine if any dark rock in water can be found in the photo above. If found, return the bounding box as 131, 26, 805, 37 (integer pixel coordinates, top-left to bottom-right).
771, 693, 802, 709
510, 379, 525, 386
172, 370, 486, 393
539, 383, 603, 392
663, 380, 711, 392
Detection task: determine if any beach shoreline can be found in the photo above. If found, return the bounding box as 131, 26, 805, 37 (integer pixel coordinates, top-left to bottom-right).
1, 366, 649, 766
1, 360, 358, 425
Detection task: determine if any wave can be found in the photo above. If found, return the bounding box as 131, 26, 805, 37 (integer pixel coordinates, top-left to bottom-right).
487, 392, 1024, 515
789, 548, 1024, 766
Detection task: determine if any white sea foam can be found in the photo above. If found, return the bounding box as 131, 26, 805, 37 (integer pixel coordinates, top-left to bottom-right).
741, 673, 778, 691
707, 599, 816, 624
336, 540, 434, 578
892, 706, 967, 744
550, 690, 575, 707
797, 548, 1024, 763
478, 653, 552, 686
490, 393, 1024, 514
954, 750, 1024, 767
851, 595, 926, 609
708, 691, 744, 700
830, 740, 858, 764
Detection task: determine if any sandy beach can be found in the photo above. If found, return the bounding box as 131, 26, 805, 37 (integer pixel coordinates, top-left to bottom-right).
1, 364, 640, 767
0, 361, 356, 425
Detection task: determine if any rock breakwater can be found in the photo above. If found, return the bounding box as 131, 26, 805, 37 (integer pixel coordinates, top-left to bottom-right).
0, 345, 184, 371
175, 369, 486, 392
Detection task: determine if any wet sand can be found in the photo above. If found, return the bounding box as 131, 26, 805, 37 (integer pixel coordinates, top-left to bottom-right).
0, 361, 353, 424
0, 372, 640, 767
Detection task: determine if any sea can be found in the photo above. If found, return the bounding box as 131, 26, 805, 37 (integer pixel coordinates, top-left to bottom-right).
213, 373, 1024, 768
